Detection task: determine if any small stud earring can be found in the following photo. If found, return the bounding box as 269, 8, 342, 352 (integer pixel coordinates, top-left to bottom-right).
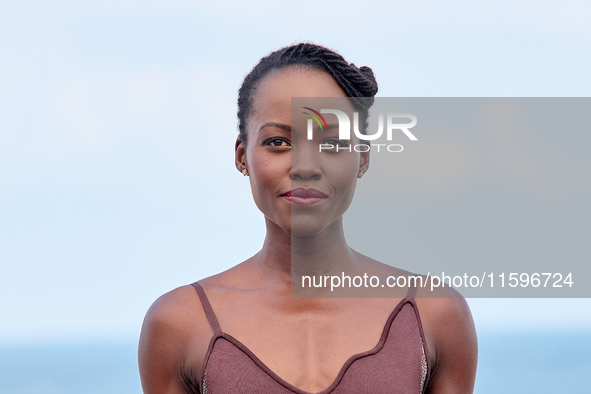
242, 169, 249, 176
358, 170, 364, 178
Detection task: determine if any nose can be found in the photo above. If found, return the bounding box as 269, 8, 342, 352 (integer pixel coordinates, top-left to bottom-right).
290, 143, 322, 181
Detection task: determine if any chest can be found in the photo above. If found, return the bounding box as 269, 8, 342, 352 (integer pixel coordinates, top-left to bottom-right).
197, 302, 429, 394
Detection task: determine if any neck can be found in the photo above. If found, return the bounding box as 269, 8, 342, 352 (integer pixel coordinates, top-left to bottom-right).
253, 216, 360, 286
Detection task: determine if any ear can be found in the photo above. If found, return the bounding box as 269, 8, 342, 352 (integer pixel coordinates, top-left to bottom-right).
235, 137, 247, 173
359, 149, 370, 175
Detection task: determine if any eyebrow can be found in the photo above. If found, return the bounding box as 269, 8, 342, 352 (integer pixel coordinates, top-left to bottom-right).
257, 122, 341, 133
258, 122, 291, 133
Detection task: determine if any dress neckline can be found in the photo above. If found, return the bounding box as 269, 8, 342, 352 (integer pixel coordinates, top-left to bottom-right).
198, 296, 425, 394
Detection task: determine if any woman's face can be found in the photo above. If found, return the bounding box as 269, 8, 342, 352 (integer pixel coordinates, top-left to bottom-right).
236, 67, 368, 236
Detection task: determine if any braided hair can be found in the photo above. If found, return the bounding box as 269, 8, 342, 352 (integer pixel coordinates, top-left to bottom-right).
237, 43, 379, 143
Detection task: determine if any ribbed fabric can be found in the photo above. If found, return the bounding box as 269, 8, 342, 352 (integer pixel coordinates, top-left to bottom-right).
191, 282, 430, 394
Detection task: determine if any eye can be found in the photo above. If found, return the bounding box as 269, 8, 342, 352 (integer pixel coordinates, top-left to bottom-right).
328, 138, 349, 147
320, 138, 350, 151
263, 137, 291, 147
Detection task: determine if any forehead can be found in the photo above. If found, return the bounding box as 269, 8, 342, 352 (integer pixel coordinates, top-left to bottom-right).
249, 67, 348, 126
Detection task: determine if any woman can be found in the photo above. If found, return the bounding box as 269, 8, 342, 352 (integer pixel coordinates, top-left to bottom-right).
138, 43, 478, 393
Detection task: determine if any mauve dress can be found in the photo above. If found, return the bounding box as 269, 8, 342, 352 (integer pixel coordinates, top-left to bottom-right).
190, 282, 430, 394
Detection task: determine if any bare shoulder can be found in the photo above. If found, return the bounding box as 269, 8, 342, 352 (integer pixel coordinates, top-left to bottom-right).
415, 281, 475, 331
140, 285, 209, 340
137, 257, 257, 393
138, 285, 212, 394
415, 281, 478, 394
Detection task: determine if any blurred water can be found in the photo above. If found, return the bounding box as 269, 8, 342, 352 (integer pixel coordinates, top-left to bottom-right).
0, 342, 141, 394
0, 331, 589, 393
475, 331, 590, 393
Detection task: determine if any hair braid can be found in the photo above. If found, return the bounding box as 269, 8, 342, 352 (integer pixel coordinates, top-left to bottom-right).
237, 43, 378, 143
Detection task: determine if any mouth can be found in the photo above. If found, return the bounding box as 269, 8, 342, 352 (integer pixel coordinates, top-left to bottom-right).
281, 188, 328, 206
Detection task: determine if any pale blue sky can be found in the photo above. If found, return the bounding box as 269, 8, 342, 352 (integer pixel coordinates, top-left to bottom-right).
1, 0, 590, 344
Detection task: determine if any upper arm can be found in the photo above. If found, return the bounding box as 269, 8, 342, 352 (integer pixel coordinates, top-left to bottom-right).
138, 286, 209, 394
420, 292, 478, 394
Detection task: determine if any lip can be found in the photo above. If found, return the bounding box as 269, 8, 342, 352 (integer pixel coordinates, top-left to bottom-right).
281, 188, 328, 206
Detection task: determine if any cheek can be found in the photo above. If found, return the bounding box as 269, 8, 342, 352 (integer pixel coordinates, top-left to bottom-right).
246, 147, 291, 206
249, 149, 288, 181
324, 153, 360, 181
322, 153, 360, 206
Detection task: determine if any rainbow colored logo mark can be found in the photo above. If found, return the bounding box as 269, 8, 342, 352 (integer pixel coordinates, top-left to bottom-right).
302, 107, 328, 132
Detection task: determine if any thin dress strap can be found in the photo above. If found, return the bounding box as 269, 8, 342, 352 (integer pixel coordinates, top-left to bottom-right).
406, 280, 417, 299
191, 282, 222, 334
